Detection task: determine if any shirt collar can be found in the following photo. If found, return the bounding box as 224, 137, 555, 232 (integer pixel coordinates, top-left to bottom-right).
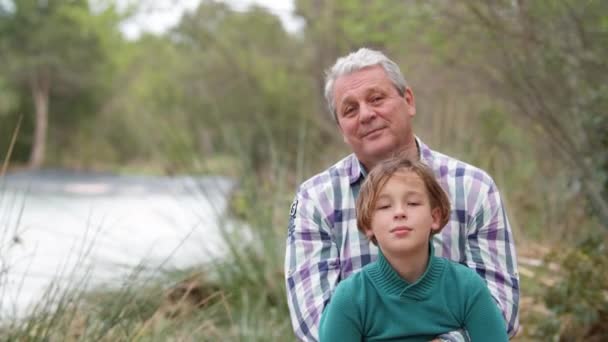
348, 136, 431, 185
348, 154, 364, 184
417, 136, 435, 166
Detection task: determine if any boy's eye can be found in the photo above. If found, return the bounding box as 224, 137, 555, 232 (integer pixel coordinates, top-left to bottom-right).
376, 204, 390, 210
408, 202, 420, 206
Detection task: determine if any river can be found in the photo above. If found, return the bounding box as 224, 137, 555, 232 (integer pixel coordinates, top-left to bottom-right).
0, 169, 236, 318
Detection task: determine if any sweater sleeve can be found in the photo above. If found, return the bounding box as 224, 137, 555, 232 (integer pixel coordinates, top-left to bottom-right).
318, 280, 363, 342
463, 272, 509, 342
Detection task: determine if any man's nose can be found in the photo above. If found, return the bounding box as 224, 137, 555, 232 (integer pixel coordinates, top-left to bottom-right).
358, 103, 376, 123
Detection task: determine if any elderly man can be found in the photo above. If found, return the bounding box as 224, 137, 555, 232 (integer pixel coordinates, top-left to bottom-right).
285, 48, 519, 341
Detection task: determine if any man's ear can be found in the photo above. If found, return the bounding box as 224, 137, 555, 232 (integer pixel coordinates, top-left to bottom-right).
430, 207, 441, 234
404, 87, 416, 117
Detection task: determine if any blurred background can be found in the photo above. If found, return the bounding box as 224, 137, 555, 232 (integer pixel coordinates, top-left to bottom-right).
0, 0, 606, 340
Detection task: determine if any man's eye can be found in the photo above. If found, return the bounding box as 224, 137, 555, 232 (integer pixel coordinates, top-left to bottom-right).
371, 96, 384, 103
342, 107, 355, 117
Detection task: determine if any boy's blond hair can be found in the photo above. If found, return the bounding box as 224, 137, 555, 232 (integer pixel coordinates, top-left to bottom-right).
356, 156, 451, 245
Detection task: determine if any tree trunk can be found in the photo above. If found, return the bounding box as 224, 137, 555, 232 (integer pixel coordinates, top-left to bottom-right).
29, 72, 50, 169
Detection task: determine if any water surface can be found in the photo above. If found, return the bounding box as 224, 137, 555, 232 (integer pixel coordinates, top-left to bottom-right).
0, 170, 235, 317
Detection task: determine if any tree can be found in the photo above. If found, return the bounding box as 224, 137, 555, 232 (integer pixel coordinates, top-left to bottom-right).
169, 1, 328, 175
0, 0, 121, 168
427, 0, 608, 224
294, 0, 417, 123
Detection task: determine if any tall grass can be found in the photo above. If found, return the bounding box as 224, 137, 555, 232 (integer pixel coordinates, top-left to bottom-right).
0, 115, 297, 341
0, 197, 292, 340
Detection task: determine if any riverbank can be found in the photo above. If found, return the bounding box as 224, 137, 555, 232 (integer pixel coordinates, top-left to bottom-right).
0, 163, 292, 340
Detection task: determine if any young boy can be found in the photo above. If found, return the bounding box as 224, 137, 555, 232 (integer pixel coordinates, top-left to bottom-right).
318, 157, 509, 341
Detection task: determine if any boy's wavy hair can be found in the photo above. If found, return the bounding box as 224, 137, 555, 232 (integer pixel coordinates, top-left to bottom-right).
356, 155, 451, 245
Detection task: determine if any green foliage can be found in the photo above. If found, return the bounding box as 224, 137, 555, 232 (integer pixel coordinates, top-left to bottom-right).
170, 1, 327, 174
0, 76, 17, 114
0, 95, 35, 164
424, 0, 608, 223
0, 0, 124, 166
583, 85, 608, 199
536, 233, 608, 340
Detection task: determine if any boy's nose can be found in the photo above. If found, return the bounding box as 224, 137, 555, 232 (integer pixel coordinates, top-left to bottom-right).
393, 207, 407, 219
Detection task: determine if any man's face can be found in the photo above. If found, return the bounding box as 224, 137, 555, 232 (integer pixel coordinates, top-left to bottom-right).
366, 170, 440, 257
333, 66, 416, 169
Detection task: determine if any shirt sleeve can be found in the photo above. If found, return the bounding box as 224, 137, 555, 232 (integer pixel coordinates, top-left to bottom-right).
435, 330, 469, 342
318, 280, 363, 342
465, 179, 520, 337
463, 271, 509, 341
285, 189, 341, 342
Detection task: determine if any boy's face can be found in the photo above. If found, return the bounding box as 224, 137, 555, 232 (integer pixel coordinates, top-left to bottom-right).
367, 170, 441, 256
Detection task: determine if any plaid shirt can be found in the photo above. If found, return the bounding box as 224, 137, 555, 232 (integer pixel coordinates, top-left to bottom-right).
285, 138, 519, 342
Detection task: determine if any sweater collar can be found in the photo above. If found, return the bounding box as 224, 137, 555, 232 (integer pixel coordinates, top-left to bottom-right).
366, 242, 446, 301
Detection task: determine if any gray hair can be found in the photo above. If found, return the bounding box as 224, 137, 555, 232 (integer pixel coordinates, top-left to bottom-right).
324, 48, 408, 122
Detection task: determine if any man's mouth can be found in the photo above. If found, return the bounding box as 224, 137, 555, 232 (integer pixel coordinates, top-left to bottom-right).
362, 127, 385, 138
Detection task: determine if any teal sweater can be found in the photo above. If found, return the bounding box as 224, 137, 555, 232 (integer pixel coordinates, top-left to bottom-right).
319, 245, 508, 342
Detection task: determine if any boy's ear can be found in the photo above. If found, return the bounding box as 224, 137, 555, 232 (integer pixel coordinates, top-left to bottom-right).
430, 207, 442, 233
365, 229, 374, 240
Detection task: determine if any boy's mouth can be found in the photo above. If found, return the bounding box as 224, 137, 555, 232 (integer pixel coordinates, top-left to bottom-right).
390, 226, 413, 234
